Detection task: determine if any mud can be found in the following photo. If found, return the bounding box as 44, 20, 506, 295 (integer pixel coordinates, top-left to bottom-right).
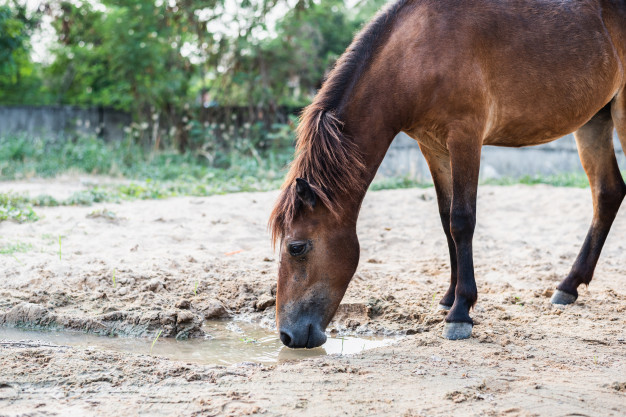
0, 321, 396, 365
0, 180, 625, 416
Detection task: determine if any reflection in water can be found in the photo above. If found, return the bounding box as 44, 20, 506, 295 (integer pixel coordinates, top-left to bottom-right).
0, 320, 397, 365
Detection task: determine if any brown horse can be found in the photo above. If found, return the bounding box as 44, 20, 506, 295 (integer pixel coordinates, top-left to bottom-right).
269, 0, 626, 346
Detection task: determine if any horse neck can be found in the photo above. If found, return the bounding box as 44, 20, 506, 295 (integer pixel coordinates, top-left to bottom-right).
334, 99, 401, 222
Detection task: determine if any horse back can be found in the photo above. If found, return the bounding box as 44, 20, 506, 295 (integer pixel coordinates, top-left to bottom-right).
373, 0, 626, 146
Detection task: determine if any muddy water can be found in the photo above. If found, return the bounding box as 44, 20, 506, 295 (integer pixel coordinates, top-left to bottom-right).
0, 320, 397, 365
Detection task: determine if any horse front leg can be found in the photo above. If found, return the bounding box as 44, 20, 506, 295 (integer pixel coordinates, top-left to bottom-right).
443, 136, 481, 340
552, 102, 626, 304
418, 144, 457, 310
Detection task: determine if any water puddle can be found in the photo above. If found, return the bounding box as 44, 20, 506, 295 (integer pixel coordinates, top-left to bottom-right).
0, 320, 398, 365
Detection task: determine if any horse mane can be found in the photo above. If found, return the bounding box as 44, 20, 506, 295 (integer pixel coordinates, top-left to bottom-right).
269, 0, 411, 246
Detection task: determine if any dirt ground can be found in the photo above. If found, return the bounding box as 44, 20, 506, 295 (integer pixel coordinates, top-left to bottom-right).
0, 179, 624, 416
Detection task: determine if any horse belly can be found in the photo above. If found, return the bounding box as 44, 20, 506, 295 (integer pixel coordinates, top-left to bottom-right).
476, 3, 623, 146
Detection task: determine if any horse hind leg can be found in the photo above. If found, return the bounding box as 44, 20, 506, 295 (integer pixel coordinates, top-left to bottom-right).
418, 144, 457, 310
552, 102, 626, 304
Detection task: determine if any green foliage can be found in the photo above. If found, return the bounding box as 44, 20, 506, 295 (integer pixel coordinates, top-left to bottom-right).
0, 192, 39, 222
0, 130, 597, 227
482, 173, 590, 188
0, 132, 290, 222
0, 1, 388, 149
0, 2, 47, 104
0, 131, 292, 182
370, 176, 432, 191
224, 0, 363, 107
151, 328, 163, 353
0, 241, 32, 255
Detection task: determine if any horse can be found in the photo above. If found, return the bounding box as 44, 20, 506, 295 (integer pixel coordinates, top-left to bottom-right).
269, 0, 626, 346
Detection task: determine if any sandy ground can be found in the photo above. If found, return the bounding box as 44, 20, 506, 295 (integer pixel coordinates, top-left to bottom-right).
0, 180, 624, 416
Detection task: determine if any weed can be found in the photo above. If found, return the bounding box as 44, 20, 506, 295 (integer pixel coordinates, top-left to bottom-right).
112, 268, 116, 288
0, 193, 39, 223
370, 176, 431, 191
0, 134, 603, 227
58, 235, 62, 260
88, 208, 118, 222
0, 241, 33, 255
239, 336, 258, 344
151, 329, 163, 353
482, 172, 591, 188
194, 281, 198, 296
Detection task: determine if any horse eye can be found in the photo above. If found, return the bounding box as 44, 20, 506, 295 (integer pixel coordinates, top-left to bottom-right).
288, 242, 307, 257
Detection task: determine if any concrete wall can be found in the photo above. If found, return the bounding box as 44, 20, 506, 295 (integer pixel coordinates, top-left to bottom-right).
378, 132, 626, 181
0, 106, 131, 142
2, 106, 624, 179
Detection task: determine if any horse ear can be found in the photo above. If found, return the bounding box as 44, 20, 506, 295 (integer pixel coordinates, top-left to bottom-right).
295, 178, 316, 209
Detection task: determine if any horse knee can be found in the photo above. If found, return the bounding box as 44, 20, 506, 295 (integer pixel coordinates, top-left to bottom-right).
595, 183, 626, 215
450, 209, 475, 241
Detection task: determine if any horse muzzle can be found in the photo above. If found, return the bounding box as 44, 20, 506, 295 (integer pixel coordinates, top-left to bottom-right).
279, 321, 327, 349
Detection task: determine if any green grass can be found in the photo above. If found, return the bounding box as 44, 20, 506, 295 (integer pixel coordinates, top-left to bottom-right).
150, 329, 163, 353
0, 134, 292, 183
0, 134, 598, 224
370, 176, 432, 191
369, 172, 592, 192
0, 193, 39, 222
0, 241, 33, 255
482, 172, 590, 188
0, 133, 291, 223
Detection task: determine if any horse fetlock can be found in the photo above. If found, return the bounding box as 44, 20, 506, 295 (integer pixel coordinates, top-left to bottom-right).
444, 304, 473, 327
442, 322, 473, 340
439, 291, 455, 308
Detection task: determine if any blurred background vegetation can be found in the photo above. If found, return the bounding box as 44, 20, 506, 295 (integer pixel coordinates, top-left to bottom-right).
0, 0, 398, 220
1, 0, 386, 147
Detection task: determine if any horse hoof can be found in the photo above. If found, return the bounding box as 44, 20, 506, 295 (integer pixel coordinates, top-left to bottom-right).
550, 290, 577, 305
442, 322, 473, 340
437, 304, 451, 311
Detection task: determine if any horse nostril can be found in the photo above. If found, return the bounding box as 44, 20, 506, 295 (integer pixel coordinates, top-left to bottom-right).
279, 330, 292, 347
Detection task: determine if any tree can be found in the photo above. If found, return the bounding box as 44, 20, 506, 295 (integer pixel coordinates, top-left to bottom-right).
1, 0, 388, 149
0, 1, 46, 105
